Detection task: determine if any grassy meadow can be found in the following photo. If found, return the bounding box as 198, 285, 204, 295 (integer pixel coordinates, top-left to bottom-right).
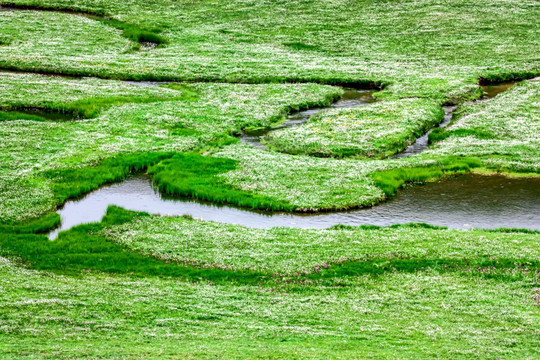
0, 0, 539, 358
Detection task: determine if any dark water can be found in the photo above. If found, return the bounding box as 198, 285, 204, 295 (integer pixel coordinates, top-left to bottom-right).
239, 88, 376, 149
48, 173, 540, 239
481, 82, 517, 99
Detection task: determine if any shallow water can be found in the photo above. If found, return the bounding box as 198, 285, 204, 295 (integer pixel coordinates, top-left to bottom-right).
392, 105, 457, 158
48, 173, 540, 239
239, 88, 376, 149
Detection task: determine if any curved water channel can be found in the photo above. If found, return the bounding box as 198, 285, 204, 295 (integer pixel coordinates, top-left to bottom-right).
239, 82, 517, 155
48, 173, 540, 239
0, 6, 533, 238
239, 88, 377, 149
43, 80, 534, 238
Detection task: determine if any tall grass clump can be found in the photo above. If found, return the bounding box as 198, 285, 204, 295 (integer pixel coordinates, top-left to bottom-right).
43, 152, 175, 203
149, 153, 294, 211
0, 213, 60, 234
94, 17, 167, 47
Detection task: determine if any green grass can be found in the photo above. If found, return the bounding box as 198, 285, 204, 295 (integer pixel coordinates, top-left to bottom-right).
428, 127, 496, 143
1, 2, 167, 47
105, 209, 540, 275
2, 205, 539, 282
0, 212, 59, 234
426, 78, 540, 172
0, 1, 539, 357
0, 207, 267, 283
371, 157, 482, 197
0, 252, 538, 359
43, 152, 175, 203
266, 98, 445, 158
149, 153, 295, 211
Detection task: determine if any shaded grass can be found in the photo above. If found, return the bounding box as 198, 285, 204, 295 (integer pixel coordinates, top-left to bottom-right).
0, 91, 198, 119
149, 153, 295, 211
1, 94, 193, 119
0, 110, 55, 121
94, 17, 167, 48
0, 212, 60, 234
371, 157, 482, 197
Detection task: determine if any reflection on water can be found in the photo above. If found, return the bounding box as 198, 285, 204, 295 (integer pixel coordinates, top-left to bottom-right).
49, 173, 540, 239
481, 82, 517, 99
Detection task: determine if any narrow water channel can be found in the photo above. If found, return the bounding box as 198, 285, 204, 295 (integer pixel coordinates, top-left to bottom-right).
394, 82, 517, 158
48, 173, 540, 239
239, 88, 377, 149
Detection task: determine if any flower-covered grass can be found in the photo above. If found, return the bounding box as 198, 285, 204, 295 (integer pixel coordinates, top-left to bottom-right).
0, 207, 539, 358
0, 0, 539, 357
266, 98, 444, 158
425, 78, 540, 172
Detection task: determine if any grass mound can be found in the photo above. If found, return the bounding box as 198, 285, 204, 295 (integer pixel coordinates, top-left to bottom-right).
149, 153, 295, 211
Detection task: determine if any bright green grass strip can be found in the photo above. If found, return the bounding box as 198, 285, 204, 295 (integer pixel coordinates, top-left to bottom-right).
149, 153, 295, 211
428, 127, 496, 143
0, 110, 47, 121
0, 212, 60, 234
371, 157, 482, 197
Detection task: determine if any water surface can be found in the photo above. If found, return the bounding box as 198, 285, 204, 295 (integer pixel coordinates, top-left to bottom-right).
49, 173, 540, 239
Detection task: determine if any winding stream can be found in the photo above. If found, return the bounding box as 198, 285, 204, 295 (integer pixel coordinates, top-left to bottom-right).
43, 80, 533, 239
48, 173, 540, 239
239, 82, 517, 156
239, 88, 377, 149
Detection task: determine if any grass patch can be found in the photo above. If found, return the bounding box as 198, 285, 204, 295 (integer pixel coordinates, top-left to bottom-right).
0, 206, 266, 283
282, 42, 321, 52
149, 153, 295, 211
371, 157, 482, 197
428, 127, 496, 143
94, 17, 167, 48
1, 3, 167, 47
1, 94, 196, 119
43, 152, 175, 204
0, 212, 60, 234
1, 206, 537, 283
266, 98, 444, 158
